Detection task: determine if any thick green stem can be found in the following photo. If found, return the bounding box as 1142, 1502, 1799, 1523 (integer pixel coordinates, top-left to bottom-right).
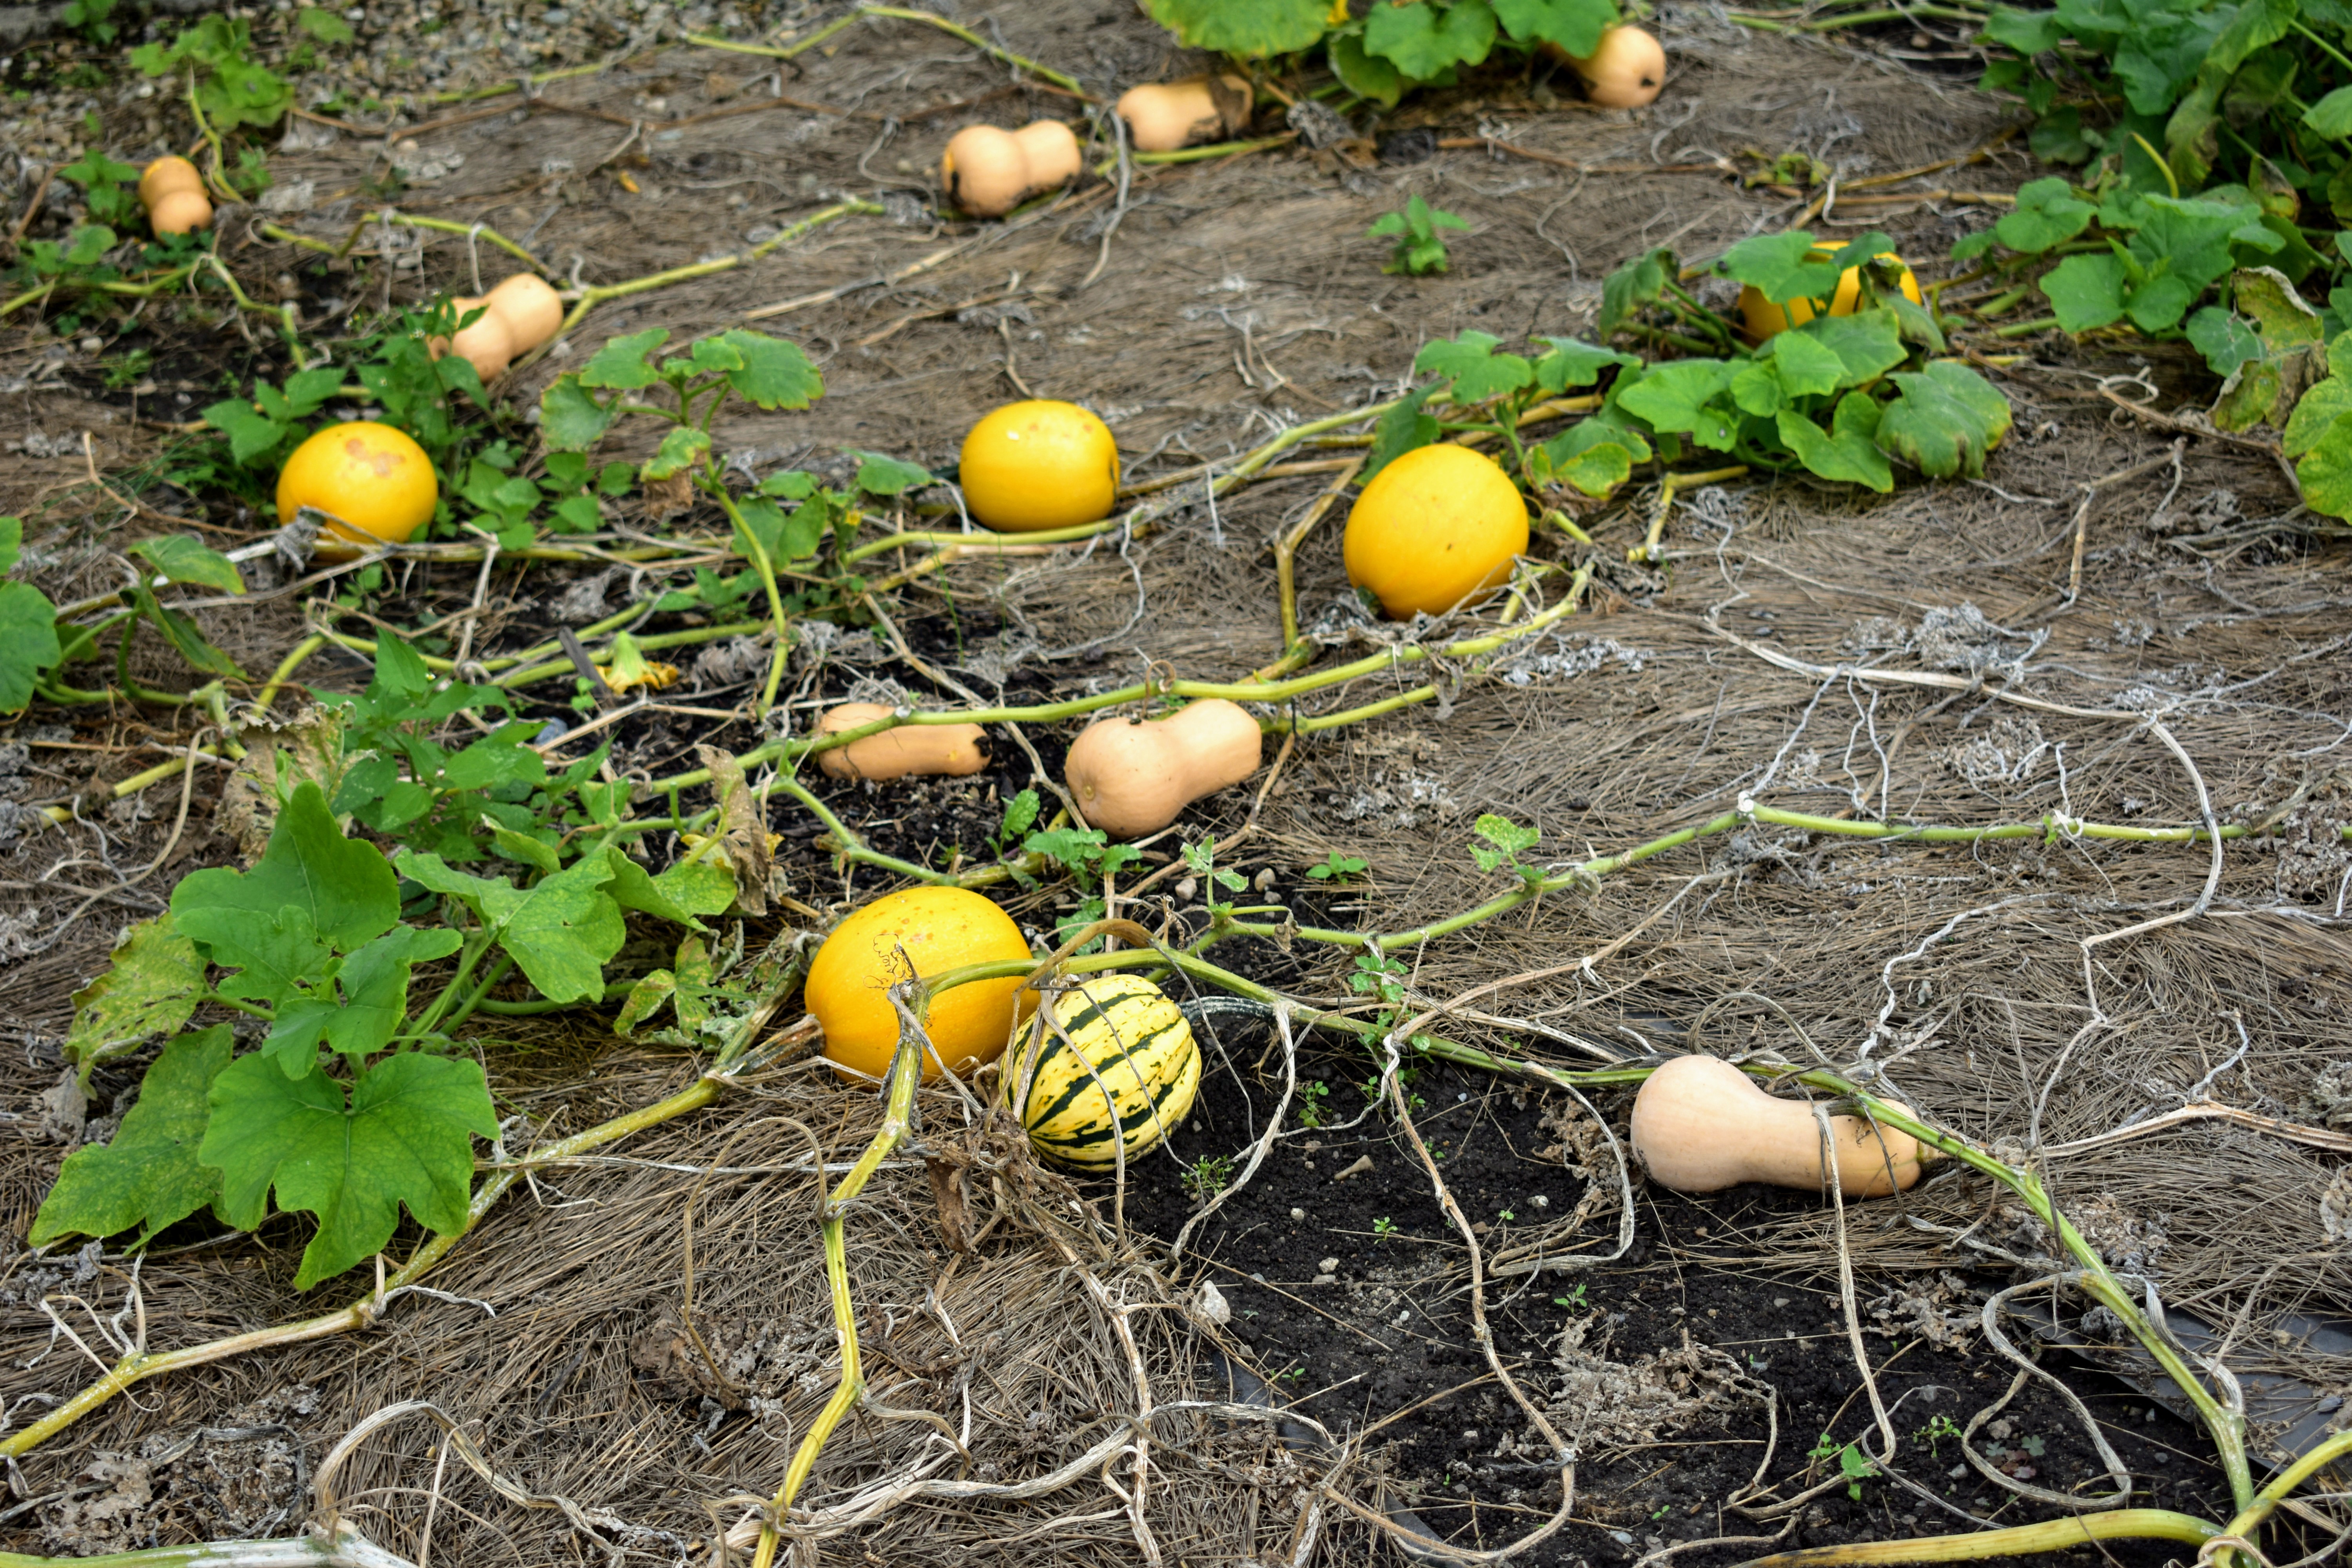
1728, 1511, 2217, 1567
748, 1012, 923, 1568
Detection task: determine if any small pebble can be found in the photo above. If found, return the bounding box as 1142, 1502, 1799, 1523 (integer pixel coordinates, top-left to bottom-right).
1317, 1256, 1339, 1273
1289, 1207, 1306, 1221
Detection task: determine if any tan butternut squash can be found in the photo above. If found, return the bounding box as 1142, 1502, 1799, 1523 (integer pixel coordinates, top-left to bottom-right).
484, 272, 564, 350
1630, 1054, 1924, 1197
816, 702, 988, 782
941, 121, 1082, 218
1114, 74, 1252, 152
1064, 699, 1262, 837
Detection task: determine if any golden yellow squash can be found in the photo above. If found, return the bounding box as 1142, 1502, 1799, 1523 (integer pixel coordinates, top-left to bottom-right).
276, 421, 439, 547
958, 400, 1121, 532
806, 885, 1035, 1083
1342, 444, 1528, 619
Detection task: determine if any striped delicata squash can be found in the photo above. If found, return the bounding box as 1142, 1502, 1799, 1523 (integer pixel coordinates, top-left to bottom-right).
1004, 974, 1201, 1169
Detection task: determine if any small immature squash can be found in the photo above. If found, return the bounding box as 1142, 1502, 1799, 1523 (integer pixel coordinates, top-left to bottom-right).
958, 399, 1121, 532
436, 296, 515, 380
1567, 26, 1666, 109
806, 885, 1035, 1083
1342, 444, 1528, 619
1004, 974, 1201, 1169
138, 156, 204, 206
276, 421, 439, 546
816, 702, 988, 781
1739, 241, 1924, 342
1114, 74, 1252, 152
147, 188, 214, 236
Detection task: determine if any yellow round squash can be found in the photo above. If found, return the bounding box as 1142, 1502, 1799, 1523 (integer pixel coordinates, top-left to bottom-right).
276, 421, 439, 546
1739, 242, 1924, 342
1342, 444, 1528, 619
807, 885, 1034, 1083
958, 400, 1120, 532
1003, 974, 1200, 1169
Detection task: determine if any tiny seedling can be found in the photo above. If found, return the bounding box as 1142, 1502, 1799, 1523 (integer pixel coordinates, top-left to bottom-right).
1913, 1414, 1964, 1457
1368, 194, 1468, 276
1809, 1432, 1877, 1500
1470, 813, 1544, 887
1554, 1284, 1588, 1310
990, 787, 1041, 858
1306, 851, 1370, 882
1497, 1208, 1515, 1223
1180, 838, 1249, 920
1296, 1079, 1331, 1129
1183, 1154, 1235, 1203
1372, 1215, 1398, 1238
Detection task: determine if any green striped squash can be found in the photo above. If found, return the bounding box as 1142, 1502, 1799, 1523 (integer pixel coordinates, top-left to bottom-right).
1003, 974, 1200, 1169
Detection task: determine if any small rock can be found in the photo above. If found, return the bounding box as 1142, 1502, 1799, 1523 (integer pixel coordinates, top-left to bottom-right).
1289, 1207, 1306, 1222
1317, 1257, 1339, 1274
1331, 1154, 1374, 1181
1313, 1273, 1336, 1286
1190, 1280, 1230, 1327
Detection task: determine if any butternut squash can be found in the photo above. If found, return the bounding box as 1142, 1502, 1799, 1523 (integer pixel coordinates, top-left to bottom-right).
437, 296, 516, 379
816, 702, 989, 781
941, 121, 1082, 218
1630, 1054, 1925, 1197
1114, 74, 1252, 152
484, 272, 564, 350
1064, 699, 1263, 838
1554, 25, 1667, 109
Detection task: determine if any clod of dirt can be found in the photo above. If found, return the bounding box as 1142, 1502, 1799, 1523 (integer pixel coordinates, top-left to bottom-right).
1524, 1314, 1759, 1455
1915, 601, 2042, 673
1377, 128, 1439, 165
2310, 1062, 2352, 1131
35, 1069, 86, 1144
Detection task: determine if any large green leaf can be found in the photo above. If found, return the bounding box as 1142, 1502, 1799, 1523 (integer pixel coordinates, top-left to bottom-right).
1719, 231, 1848, 304
1493, 0, 1613, 54
580, 329, 669, 390
1328, 27, 1404, 106
719, 330, 824, 410
1146, 0, 1329, 54
65, 915, 204, 1076
1993, 178, 2097, 252
1777, 401, 1894, 492
265, 924, 465, 1074
539, 376, 617, 452
1532, 336, 1637, 393
1791, 310, 1906, 385
202, 1051, 497, 1289
1363, 387, 1440, 483
1414, 331, 1534, 403
398, 851, 624, 1004
1598, 247, 1675, 336
2042, 252, 2129, 332
2307, 85, 2352, 138
171, 783, 398, 956
1764, 329, 1852, 398
2283, 374, 2352, 457
1875, 362, 2013, 479
128, 535, 243, 593
1616, 360, 1739, 450
0, 578, 60, 713
1365, 0, 1499, 77
2296, 410, 2352, 516
31, 1027, 233, 1248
